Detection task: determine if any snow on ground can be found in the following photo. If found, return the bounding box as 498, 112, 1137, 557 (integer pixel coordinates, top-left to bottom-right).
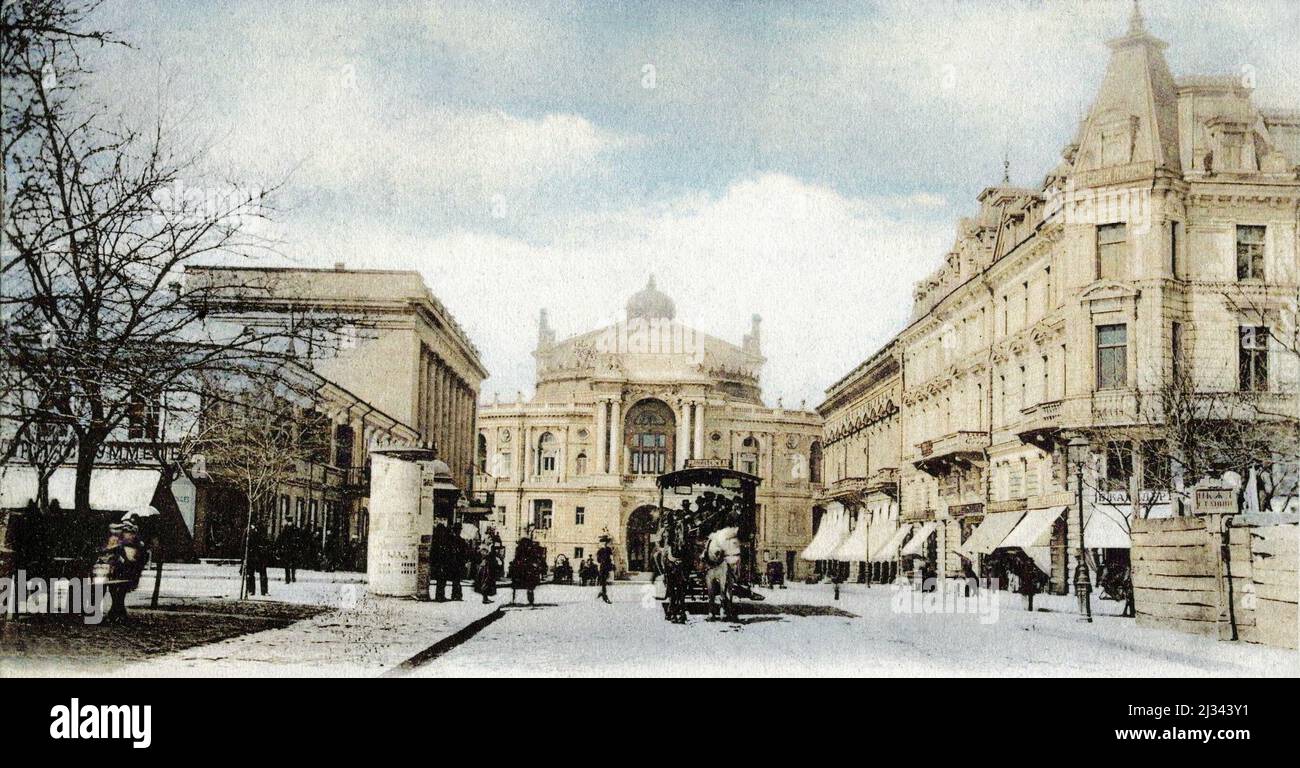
10, 564, 1296, 677
111, 563, 495, 677
410, 582, 1300, 678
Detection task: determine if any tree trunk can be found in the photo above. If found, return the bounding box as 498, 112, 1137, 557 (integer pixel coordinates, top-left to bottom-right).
73, 432, 97, 516
238, 483, 255, 600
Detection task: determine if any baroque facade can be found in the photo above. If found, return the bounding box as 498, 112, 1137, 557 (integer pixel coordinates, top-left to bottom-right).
476, 279, 823, 578
816, 8, 1299, 590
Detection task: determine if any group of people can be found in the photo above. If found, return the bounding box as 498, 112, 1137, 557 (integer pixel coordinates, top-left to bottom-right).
241, 519, 324, 596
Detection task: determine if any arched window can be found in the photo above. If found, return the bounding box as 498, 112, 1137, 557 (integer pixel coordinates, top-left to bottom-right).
809, 440, 823, 484
476, 433, 488, 474
537, 431, 558, 474
624, 399, 675, 475
575, 452, 588, 476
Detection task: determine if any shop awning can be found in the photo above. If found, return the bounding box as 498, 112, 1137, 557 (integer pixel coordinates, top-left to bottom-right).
830, 517, 870, 562
0, 466, 163, 512
955, 510, 1024, 560
1084, 506, 1131, 549
865, 510, 895, 563
801, 503, 850, 561
870, 523, 912, 563
900, 521, 937, 557
1001, 506, 1066, 550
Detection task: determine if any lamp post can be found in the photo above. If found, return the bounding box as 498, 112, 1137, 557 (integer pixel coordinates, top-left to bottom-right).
1067, 436, 1093, 622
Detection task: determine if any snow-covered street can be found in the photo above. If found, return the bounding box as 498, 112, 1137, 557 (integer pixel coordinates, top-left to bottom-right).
409, 582, 1300, 678
6, 565, 1297, 677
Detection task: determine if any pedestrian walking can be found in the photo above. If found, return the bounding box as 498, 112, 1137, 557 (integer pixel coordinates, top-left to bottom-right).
277, 519, 299, 584
596, 537, 614, 604
244, 521, 271, 597
508, 537, 547, 605
474, 527, 502, 604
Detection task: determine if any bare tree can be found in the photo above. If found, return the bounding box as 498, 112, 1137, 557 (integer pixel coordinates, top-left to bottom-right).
1, 0, 347, 536
1073, 369, 1299, 615
181, 374, 329, 600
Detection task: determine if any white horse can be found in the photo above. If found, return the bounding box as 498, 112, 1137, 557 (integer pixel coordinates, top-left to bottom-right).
701, 526, 741, 621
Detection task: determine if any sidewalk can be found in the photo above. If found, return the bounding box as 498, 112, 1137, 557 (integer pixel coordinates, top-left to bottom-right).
115, 563, 499, 677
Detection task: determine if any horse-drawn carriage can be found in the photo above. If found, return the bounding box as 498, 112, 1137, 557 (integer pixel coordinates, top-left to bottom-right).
653, 465, 764, 622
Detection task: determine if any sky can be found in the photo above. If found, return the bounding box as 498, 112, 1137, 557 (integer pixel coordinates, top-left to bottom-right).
87, 0, 1300, 406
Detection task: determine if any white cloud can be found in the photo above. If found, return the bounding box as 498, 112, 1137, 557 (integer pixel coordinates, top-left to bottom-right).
284, 173, 951, 407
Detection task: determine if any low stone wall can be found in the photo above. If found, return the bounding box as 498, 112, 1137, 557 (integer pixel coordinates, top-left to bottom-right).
1132, 513, 1298, 649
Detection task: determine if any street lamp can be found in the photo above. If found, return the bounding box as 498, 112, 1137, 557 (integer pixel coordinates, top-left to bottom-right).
1066, 436, 1093, 622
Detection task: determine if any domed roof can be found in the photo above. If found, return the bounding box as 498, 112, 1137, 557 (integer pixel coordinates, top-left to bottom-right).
626, 275, 675, 321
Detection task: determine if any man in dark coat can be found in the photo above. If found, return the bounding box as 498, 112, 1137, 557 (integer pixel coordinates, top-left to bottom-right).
244, 522, 270, 596
277, 519, 299, 584
596, 538, 615, 604
431, 520, 464, 602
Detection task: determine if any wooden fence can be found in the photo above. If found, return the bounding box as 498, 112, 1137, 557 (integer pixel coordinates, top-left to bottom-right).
1132, 513, 1298, 649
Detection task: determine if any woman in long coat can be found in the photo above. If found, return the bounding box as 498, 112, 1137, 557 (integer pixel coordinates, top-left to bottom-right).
95, 508, 156, 623
474, 528, 501, 604
509, 538, 546, 605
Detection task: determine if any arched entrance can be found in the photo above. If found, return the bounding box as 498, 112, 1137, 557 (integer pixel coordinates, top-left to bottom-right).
626, 505, 658, 572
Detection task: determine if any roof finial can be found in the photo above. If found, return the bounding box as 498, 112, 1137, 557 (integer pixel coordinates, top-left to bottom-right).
1129, 0, 1146, 35
647, 274, 656, 290
1002, 154, 1011, 184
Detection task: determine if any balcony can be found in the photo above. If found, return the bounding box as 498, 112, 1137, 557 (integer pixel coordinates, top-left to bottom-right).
912, 430, 989, 476
824, 476, 869, 502
340, 465, 370, 494
1017, 399, 1062, 450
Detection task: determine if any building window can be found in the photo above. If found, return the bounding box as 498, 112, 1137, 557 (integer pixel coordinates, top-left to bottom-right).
1105, 441, 1132, 493
1239, 325, 1269, 392
1169, 221, 1181, 276
575, 506, 585, 525
809, 441, 823, 484
1171, 322, 1184, 380
335, 423, 355, 470
575, 452, 587, 475
624, 399, 675, 475
532, 499, 553, 530
1236, 225, 1265, 280
296, 498, 306, 525
1096, 223, 1127, 281
279, 494, 290, 525
497, 452, 511, 477
476, 433, 488, 473
574, 547, 584, 561
1096, 324, 1128, 390
631, 432, 667, 474
537, 432, 558, 474
126, 395, 160, 440
739, 436, 759, 476
1141, 440, 1170, 491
